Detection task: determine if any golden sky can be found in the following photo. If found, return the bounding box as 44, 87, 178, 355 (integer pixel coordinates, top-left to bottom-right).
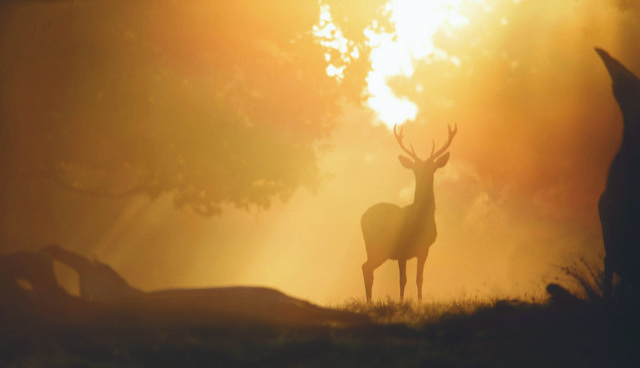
1, 0, 639, 304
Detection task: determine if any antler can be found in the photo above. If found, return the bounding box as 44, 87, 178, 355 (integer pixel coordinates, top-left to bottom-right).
393, 125, 421, 162
429, 123, 457, 161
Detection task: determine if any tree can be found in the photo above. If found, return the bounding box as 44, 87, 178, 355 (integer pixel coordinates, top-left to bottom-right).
0, 0, 387, 216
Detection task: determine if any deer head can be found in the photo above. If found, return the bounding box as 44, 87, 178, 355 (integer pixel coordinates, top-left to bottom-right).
394, 124, 457, 191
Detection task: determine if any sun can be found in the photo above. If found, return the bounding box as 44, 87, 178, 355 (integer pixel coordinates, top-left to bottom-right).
366, 0, 471, 129
315, 0, 477, 130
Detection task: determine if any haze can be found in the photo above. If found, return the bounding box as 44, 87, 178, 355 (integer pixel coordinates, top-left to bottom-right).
1, 0, 639, 304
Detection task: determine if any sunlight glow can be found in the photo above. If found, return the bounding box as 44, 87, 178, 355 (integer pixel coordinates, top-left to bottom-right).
365, 0, 471, 129
314, 1, 479, 129
313, 5, 354, 81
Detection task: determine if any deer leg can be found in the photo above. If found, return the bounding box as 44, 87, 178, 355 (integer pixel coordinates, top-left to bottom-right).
398, 259, 407, 301
362, 258, 384, 303
416, 255, 427, 301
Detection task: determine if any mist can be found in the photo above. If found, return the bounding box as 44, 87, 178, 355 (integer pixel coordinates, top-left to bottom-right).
1, 0, 639, 305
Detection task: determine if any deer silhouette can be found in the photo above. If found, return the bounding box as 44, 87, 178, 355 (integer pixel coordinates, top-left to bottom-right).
596, 48, 640, 299
361, 124, 456, 302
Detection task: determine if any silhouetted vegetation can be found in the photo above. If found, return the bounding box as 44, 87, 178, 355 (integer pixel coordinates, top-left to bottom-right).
339, 296, 497, 325
0, 0, 389, 217
3, 247, 638, 366
555, 256, 606, 303
2, 293, 639, 367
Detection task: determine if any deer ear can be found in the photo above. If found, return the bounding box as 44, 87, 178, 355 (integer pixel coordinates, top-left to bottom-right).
434, 152, 450, 169
398, 155, 415, 169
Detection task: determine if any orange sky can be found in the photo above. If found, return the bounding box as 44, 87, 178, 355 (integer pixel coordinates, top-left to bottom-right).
1, 0, 640, 304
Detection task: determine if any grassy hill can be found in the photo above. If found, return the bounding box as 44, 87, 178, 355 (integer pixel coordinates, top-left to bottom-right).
1, 293, 639, 367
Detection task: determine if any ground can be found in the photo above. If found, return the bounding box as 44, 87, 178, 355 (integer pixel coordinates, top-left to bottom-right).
1, 294, 639, 367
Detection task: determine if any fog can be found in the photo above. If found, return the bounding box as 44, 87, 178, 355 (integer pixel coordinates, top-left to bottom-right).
1, 0, 639, 304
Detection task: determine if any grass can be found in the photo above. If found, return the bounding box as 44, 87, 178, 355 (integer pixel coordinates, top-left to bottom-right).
554, 255, 606, 302
2, 294, 639, 367
338, 296, 504, 326
338, 254, 607, 328
3, 259, 640, 367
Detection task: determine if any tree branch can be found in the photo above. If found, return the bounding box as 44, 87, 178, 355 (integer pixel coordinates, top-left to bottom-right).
20, 168, 160, 199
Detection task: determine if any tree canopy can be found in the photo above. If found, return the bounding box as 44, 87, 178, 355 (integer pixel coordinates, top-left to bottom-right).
0, 0, 387, 215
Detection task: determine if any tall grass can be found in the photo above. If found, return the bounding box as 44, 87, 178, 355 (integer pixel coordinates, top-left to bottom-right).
334, 256, 608, 326
336, 296, 501, 325
555, 256, 606, 302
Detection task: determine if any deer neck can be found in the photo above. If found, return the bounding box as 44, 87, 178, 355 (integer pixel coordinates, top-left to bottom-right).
410, 179, 436, 218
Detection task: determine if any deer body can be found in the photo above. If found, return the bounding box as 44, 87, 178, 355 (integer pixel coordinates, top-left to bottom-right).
362, 201, 436, 261
361, 125, 456, 302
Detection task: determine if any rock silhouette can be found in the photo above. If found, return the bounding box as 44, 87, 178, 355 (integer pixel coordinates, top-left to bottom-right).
596, 48, 640, 300
0, 246, 368, 327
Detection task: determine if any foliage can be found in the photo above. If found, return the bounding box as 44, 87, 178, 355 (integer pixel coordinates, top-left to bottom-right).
556, 257, 606, 302
0, 0, 387, 215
